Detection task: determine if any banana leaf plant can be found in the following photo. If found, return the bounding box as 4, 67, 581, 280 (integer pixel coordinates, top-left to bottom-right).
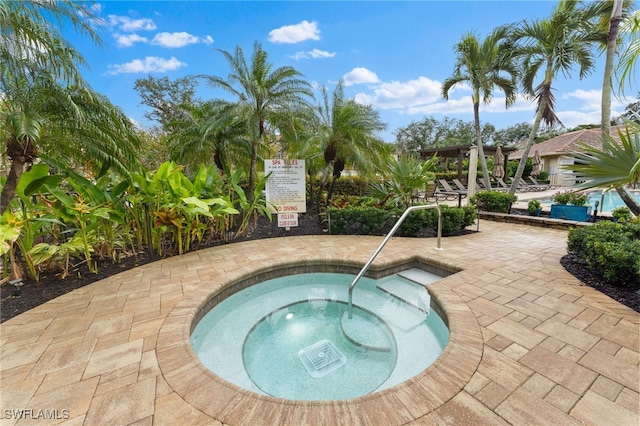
0, 164, 64, 281
131, 162, 238, 256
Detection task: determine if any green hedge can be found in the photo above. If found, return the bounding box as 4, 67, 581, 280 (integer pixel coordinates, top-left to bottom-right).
470, 191, 517, 213
567, 221, 640, 289
328, 205, 476, 237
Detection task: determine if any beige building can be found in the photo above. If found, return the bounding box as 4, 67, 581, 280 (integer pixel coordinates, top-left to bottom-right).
511, 125, 626, 187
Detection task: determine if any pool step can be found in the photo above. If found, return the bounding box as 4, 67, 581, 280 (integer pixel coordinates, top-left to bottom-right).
397, 268, 442, 286
376, 275, 431, 316
340, 312, 393, 352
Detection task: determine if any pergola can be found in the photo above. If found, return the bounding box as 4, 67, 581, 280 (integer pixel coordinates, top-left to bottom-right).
419, 144, 517, 183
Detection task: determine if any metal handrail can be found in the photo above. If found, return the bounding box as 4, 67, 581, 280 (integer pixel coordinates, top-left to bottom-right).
347, 204, 443, 319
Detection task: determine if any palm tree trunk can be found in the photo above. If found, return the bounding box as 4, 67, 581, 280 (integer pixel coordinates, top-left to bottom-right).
616, 186, 640, 216
0, 161, 26, 214
473, 100, 492, 190
601, 0, 623, 136
602, 1, 637, 215
247, 138, 258, 202
509, 97, 547, 195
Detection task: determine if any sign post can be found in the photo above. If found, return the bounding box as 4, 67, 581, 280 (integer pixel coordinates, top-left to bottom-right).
264, 159, 306, 228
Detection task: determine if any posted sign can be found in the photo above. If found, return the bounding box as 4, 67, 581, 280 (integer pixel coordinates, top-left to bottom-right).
265, 159, 306, 227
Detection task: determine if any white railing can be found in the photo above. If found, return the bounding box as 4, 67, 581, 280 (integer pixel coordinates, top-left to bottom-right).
347, 205, 443, 319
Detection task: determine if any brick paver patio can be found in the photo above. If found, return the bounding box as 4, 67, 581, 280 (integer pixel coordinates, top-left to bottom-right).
1, 221, 638, 425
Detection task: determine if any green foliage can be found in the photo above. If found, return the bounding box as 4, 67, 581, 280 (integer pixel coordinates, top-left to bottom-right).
537, 170, 549, 181
527, 199, 542, 215
131, 162, 238, 256
328, 195, 377, 209
368, 156, 437, 209
470, 191, 518, 213
567, 221, 640, 289
327, 207, 393, 235
327, 205, 474, 237
612, 206, 633, 223
331, 176, 371, 197
553, 191, 588, 206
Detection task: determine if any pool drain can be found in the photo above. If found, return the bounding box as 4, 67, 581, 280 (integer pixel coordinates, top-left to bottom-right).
298, 340, 346, 378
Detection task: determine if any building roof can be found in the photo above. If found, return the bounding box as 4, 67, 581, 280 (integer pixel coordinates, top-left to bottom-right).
419, 144, 517, 158
511, 125, 626, 159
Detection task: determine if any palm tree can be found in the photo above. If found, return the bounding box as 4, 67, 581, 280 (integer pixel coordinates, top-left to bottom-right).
508, 1, 607, 195
203, 42, 313, 198
442, 26, 518, 190
300, 83, 389, 209
0, 0, 141, 214
617, 8, 640, 94
167, 100, 250, 174
564, 123, 640, 215
0, 75, 142, 214
594, 0, 640, 213
0, 0, 100, 90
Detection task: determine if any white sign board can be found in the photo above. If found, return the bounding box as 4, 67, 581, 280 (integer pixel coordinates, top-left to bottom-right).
264, 159, 306, 215
278, 213, 298, 228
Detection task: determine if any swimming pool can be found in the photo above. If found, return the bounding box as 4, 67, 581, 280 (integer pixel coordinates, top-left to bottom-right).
190, 271, 449, 401
540, 189, 640, 212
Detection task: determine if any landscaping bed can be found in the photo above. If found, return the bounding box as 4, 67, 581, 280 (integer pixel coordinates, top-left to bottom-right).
2, 212, 638, 323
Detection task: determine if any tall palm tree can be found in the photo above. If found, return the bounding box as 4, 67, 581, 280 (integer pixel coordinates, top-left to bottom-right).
0, 74, 142, 214
508, 0, 607, 195
302, 83, 389, 209
442, 26, 518, 190
203, 42, 313, 198
594, 0, 640, 213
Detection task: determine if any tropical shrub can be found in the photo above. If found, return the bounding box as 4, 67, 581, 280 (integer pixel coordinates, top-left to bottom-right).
470, 191, 518, 213
327, 205, 475, 236
327, 206, 393, 235
527, 199, 542, 215
612, 206, 633, 223
567, 221, 640, 289
331, 176, 371, 197
367, 156, 437, 209
553, 190, 588, 206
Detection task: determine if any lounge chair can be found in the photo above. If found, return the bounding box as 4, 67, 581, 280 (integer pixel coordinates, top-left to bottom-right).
508, 177, 537, 192
480, 179, 507, 192
451, 179, 467, 192
527, 176, 552, 190
437, 179, 467, 206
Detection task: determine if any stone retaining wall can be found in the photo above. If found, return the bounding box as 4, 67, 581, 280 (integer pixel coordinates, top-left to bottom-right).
478, 211, 593, 230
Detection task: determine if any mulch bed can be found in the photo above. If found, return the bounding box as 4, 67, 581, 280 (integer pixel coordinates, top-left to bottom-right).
2, 214, 638, 323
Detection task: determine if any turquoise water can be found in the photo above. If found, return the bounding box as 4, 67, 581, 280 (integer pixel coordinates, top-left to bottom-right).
541, 190, 640, 212
244, 300, 396, 400
588, 190, 640, 212
191, 272, 449, 401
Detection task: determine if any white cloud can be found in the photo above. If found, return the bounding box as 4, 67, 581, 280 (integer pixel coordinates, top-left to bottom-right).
556, 110, 601, 128
290, 49, 335, 60
562, 88, 626, 111
343, 67, 380, 87
114, 33, 147, 48
352, 76, 439, 107
151, 32, 214, 48
268, 20, 320, 44
106, 56, 186, 75
108, 15, 157, 32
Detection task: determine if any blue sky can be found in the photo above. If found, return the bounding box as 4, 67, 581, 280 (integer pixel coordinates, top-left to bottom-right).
65, 0, 631, 143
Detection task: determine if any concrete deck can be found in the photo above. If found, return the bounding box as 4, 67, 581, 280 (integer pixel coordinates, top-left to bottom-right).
1, 221, 638, 425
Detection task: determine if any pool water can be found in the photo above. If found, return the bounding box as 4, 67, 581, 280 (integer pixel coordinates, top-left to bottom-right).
588, 190, 640, 212
191, 271, 449, 401
540, 190, 640, 212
